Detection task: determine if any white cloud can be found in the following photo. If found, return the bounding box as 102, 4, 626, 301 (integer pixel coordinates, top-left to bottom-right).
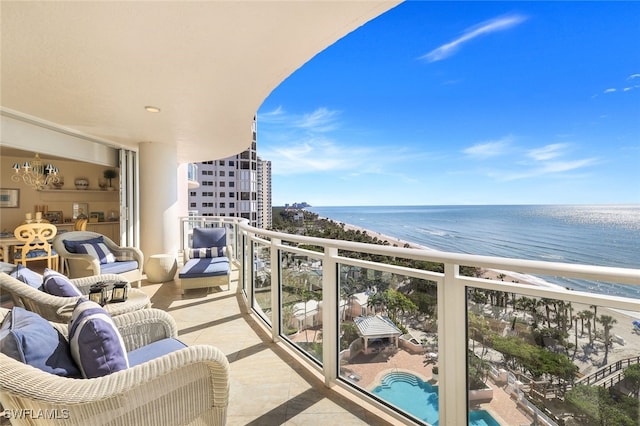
267, 138, 360, 174
295, 107, 340, 132
539, 158, 597, 174
420, 14, 527, 62
258, 106, 286, 122
527, 143, 569, 161
600, 75, 640, 95
495, 158, 598, 181
481, 140, 598, 181
264, 138, 426, 176
259, 106, 404, 176
463, 136, 513, 159
259, 106, 340, 132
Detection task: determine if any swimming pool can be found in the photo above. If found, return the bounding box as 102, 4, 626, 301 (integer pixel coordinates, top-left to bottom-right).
372, 372, 501, 426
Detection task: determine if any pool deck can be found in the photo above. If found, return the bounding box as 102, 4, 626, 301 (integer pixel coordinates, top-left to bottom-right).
343, 348, 532, 425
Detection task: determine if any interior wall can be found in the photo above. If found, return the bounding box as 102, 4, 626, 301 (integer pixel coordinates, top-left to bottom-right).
0, 154, 120, 232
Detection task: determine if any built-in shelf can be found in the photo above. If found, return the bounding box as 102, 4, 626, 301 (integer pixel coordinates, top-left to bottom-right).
39, 189, 118, 194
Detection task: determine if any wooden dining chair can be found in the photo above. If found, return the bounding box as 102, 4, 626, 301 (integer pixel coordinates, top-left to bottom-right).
13, 223, 60, 271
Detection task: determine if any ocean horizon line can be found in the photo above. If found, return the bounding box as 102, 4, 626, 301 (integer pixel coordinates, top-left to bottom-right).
304, 204, 640, 299
302, 202, 640, 208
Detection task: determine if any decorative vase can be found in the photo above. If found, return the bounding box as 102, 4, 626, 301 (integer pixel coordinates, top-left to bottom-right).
51, 176, 64, 190
98, 178, 108, 190
74, 178, 89, 190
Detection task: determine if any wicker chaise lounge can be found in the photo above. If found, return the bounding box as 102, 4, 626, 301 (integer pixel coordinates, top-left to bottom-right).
179, 227, 231, 293
0, 307, 230, 426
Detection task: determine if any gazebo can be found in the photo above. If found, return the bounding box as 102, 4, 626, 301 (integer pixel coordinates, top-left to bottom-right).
353, 315, 402, 354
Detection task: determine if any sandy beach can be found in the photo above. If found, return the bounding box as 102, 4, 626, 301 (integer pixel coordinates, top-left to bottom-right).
336, 219, 640, 377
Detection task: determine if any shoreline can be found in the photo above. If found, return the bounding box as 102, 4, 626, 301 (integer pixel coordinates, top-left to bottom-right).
326, 217, 640, 375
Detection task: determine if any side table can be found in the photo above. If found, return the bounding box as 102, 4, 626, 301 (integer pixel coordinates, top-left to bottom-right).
56, 288, 151, 322
146, 254, 178, 283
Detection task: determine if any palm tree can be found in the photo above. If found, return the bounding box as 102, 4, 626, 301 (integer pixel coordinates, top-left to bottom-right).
340, 276, 362, 321
590, 305, 598, 334
577, 310, 587, 335
582, 310, 594, 346
572, 314, 579, 360
518, 297, 540, 328
469, 289, 488, 314
540, 298, 555, 328
598, 314, 617, 365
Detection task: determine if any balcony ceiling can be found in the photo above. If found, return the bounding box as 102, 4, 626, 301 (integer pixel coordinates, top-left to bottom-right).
1, 1, 399, 163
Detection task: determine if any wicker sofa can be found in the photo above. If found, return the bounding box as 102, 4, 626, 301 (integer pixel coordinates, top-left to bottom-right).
52, 231, 143, 287
0, 272, 148, 323
0, 307, 230, 426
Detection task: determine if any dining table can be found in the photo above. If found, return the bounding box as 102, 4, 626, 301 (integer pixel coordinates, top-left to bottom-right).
0, 232, 20, 263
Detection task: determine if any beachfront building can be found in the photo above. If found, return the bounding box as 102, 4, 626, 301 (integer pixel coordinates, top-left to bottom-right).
257, 157, 272, 229
1, 3, 639, 426
187, 117, 267, 228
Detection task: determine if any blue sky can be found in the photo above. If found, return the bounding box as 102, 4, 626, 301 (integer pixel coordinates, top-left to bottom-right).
257, 1, 640, 207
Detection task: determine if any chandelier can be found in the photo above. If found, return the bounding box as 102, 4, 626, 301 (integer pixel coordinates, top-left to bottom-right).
12, 153, 61, 190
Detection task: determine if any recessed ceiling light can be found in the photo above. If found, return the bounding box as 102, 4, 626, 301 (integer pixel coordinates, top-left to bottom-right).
144, 106, 161, 113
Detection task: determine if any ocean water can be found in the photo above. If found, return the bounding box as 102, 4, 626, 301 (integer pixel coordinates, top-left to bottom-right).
308, 205, 640, 299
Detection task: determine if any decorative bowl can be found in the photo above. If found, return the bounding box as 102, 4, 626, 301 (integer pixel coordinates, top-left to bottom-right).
74, 178, 89, 190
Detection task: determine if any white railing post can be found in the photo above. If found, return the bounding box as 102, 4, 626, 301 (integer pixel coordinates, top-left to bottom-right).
271, 238, 281, 342
323, 246, 339, 386
245, 235, 256, 316
438, 263, 468, 425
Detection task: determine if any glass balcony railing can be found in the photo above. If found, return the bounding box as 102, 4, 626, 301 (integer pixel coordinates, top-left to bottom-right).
180, 216, 640, 426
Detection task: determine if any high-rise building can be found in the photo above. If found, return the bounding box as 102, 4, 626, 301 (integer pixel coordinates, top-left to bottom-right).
257, 157, 272, 229
188, 116, 271, 228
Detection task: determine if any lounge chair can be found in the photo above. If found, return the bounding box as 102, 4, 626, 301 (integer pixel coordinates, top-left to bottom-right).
178, 227, 231, 293
53, 231, 143, 286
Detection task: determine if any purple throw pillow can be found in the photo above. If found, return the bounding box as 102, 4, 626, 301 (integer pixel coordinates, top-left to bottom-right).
68, 299, 129, 378
75, 242, 116, 264
0, 307, 80, 377
42, 269, 82, 297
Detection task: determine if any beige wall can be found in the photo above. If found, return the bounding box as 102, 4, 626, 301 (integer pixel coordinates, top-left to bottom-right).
0, 154, 120, 232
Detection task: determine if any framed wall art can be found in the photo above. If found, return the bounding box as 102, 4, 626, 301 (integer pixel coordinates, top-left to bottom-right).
72, 202, 89, 219
0, 189, 19, 208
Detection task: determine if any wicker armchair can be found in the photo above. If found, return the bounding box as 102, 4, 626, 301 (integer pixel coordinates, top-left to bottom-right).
52, 231, 143, 286
0, 307, 230, 426
0, 272, 149, 323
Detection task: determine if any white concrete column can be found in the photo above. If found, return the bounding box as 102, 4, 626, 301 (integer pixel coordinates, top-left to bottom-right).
139, 142, 184, 262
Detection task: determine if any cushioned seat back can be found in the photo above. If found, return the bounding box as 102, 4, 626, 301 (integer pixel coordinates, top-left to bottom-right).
192, 227, 226, 249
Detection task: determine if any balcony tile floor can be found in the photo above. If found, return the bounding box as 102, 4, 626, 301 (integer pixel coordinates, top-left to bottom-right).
138, 270, 396, 426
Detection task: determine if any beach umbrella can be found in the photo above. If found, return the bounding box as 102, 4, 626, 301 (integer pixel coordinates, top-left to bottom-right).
633, 320, 640, 328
